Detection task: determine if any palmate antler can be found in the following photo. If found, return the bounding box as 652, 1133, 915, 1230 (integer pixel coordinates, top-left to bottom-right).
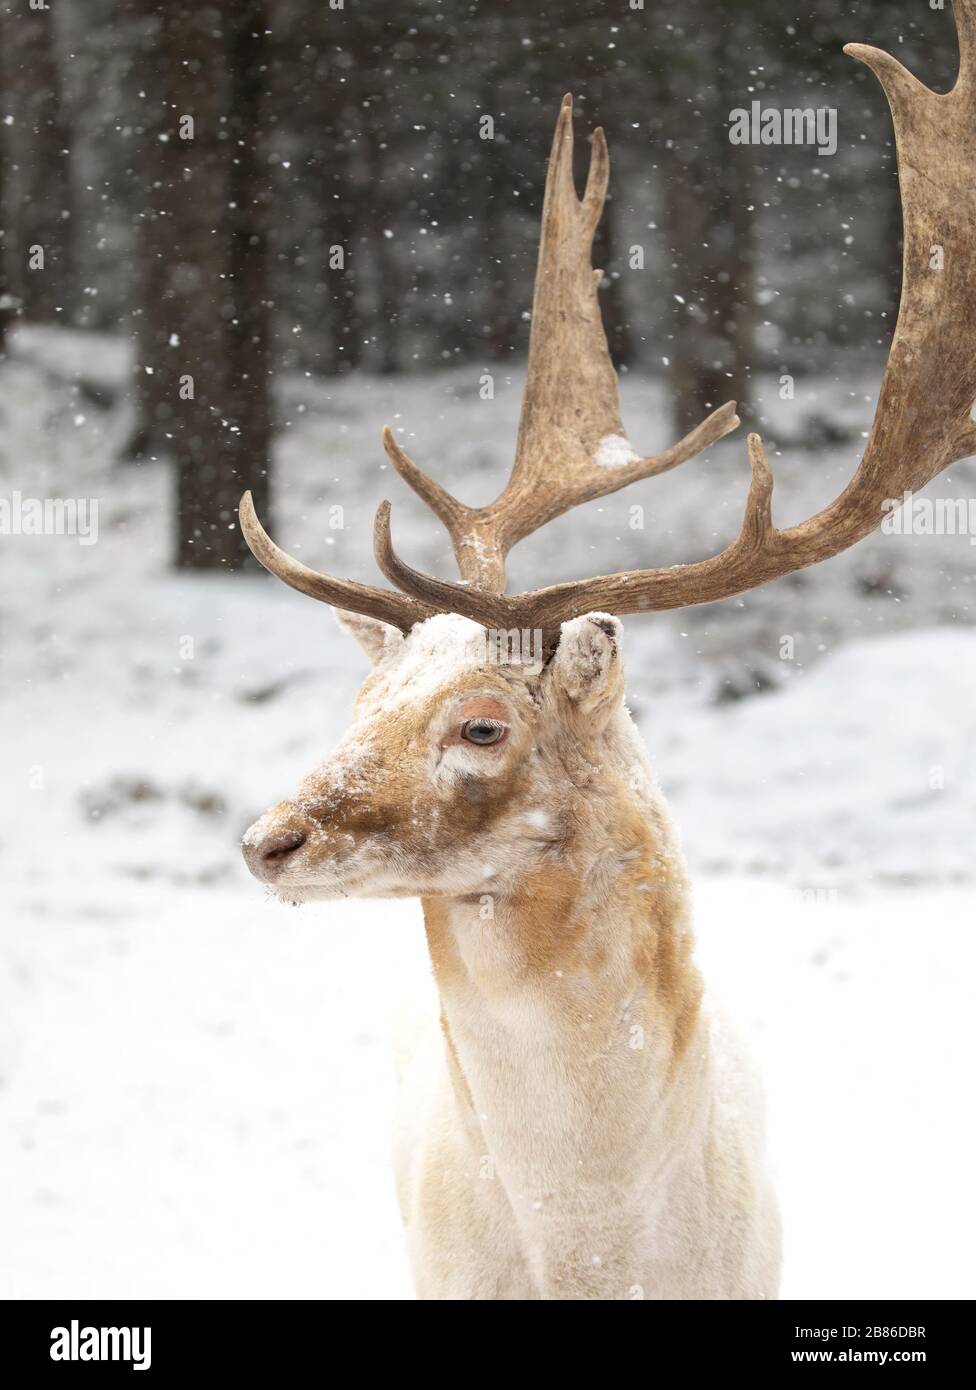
377, 95, 739, 593
242, 2, 976, 638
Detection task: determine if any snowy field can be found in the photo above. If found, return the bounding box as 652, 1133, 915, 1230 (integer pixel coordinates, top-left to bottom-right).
1, 329, 974, 1299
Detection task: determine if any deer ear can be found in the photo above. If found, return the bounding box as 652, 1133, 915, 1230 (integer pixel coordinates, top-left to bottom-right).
548, 614, 625, 722
333, 609, 403, 665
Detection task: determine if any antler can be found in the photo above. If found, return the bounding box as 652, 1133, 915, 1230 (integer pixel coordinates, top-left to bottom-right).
245, 5, 976, 640
382, 93, 739, 592
379, 4, 976, 632
241, 93, 738, 615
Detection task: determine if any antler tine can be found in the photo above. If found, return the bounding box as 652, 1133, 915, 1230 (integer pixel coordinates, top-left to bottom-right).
381, 426, 469, 535
239, 491, 434, 634
380, 425, 500, 587
548, 92, 579, 200
582, 121, 610, 231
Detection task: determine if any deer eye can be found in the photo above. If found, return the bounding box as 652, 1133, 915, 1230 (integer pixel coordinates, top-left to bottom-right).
461, 718, 507, 746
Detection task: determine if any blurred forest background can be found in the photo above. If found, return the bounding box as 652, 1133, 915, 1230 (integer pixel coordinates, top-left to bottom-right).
0, 0, 965, 569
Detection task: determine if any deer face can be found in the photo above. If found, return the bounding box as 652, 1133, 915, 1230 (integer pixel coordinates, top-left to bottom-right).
242, 612, 625, 903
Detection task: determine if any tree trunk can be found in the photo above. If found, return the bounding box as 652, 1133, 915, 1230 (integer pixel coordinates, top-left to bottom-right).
478, 97, 514, 364
714, 36, 755, 427
0, 0, 73, 323
324, 103, 363, 375
365, 107, 400, 376
131, 0, 271, 569
223, 0, 273, 544
0, 98, 9, 354
654, 2, 754, 436
587, 76, 632, 371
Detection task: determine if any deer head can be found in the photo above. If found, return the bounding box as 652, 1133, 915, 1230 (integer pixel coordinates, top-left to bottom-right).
241, 609, 637, 901
241, 4, 976, 900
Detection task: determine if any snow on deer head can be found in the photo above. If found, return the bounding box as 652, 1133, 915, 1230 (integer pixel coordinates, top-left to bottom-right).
242, 610, 627, 902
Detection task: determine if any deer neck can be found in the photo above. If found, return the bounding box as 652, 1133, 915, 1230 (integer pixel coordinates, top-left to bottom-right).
420, 746, 708, 1294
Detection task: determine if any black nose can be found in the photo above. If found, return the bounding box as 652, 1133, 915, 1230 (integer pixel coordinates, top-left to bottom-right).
263, 828, 306, 861
242, 826, 307, 881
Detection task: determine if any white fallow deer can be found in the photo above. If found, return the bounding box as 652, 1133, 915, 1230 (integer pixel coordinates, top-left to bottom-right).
240, 7, 976, 1300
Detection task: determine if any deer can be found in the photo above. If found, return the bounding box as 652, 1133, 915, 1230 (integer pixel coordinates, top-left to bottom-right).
239, 4, 976, 1300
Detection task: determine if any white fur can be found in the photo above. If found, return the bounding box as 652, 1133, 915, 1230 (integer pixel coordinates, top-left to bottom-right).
394, 984, 780, 1299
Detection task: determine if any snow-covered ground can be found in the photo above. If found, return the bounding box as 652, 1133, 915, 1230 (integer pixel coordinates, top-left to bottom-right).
1, 330, 974, 1299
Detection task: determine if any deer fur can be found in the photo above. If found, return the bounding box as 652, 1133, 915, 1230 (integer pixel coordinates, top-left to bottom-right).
243, 611, 781, 1300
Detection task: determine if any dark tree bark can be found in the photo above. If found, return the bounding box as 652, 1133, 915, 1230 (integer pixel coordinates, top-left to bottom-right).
223, 1, 273, 542
586, 75, 632, 371
711, 40, 755, 425
478, 93, 516, 364
0, 99, 9, 354
325, 99, 364, 375
130, 0, 271, 569
365, 104, 401, 375
0, 0, 73, 323
124, 5, 175, 462
287, 9, 363, 379
654, 1, 755, 435
591, 187, 633, 371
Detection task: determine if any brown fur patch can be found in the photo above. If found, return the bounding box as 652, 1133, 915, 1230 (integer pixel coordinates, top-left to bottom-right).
297, 670, 534, 874
423, 898, 465, 990
571, 788, 702, 1063
424, 774, 703, 1067
505, 864, 590, 977
619, 794, 703, 1066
